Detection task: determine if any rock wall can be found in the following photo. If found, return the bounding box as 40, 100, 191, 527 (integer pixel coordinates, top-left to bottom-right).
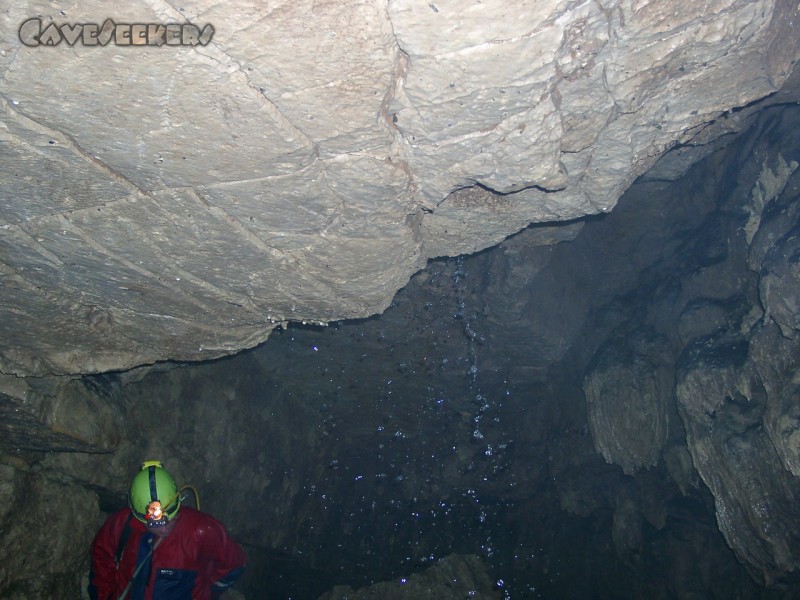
582, 105, 800, 584
318, 554, 501, 600
3, 103, 800, 598
1, 0, 798, 376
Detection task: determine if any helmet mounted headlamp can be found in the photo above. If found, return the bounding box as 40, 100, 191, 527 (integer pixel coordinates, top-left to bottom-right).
129, 460, 181, 527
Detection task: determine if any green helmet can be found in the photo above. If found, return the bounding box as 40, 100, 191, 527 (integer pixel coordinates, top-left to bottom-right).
129, 460, 181, 525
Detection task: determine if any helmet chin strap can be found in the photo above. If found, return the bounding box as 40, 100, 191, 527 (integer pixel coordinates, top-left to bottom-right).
148, 517, 178, 537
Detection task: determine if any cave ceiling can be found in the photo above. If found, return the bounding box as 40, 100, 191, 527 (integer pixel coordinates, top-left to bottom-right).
2, 2, 800, 597
1, 0, 798, 376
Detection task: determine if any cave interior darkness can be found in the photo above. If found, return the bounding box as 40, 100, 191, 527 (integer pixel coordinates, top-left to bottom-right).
5, 104, 800, 599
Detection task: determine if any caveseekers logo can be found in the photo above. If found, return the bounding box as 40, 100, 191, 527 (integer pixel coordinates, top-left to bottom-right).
19, 18, 214, 47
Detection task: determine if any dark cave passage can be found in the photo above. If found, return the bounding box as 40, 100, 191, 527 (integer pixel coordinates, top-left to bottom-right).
3, 103, 800, 600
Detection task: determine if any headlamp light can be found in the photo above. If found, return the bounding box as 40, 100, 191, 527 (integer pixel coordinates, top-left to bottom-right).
146, 500, 165, 521
145, 500, 174, 530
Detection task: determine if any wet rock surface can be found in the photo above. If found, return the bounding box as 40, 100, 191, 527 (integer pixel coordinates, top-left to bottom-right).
317, 554, 501, 600
3, 20, 800, 592
2, 104, 800, 598
1, 0, 799, 375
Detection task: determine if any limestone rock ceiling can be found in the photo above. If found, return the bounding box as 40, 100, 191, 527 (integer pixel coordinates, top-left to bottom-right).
3, 106, 800, 597
1, 0, 799, 376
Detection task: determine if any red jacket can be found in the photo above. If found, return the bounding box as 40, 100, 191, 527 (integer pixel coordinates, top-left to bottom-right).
89, 506, 247, 600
